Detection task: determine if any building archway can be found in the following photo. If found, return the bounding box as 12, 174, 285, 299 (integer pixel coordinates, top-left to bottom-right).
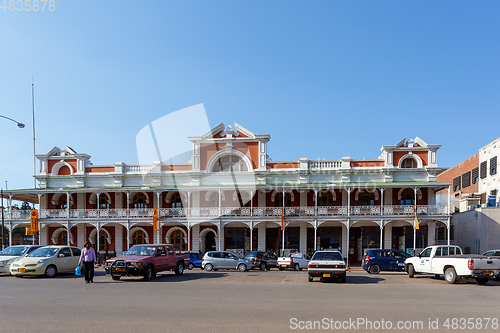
199, 227, 217, 253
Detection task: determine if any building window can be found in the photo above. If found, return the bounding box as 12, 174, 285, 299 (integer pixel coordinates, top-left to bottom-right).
56, 196, 67, 210
453, 176, 461, 192
480, 161, 487, 179
274, 192, 292, 207
170, 230, 186, 252
318, 191, 334, 206
57, 231, 67, 245
358, 191, 375, 206
212, 155, 248, 172
133, 193, 147, 210
462, 171, 471, 188
401, 158, 417, 168
472, 167, 479, 184
99, 230, 108, 252
132, 230, 146, 245
208, 192, 219, 207
99, 194, 109, 210
400, 189, 414, 206
171, 193, 183, 209
491, 156, 497, 175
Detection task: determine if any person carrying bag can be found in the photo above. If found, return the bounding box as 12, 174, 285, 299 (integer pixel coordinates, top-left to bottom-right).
78, 241, 96, 283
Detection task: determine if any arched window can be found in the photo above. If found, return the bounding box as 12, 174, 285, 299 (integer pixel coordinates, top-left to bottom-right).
99, 230, 108, 251
401, 158, 417, 168
57, 231, 67, 245
318, 192, 334, 206
133, 193, 147, 210
212, 155, 248, 172
56, 196, 67, 210
99, 194, 109, 210
274, 192, 292, 208
132, 230, 146, 245
171, 230, 186, 252
171, 193, 183, 209
208, 192, 219, 207
358, 191, 375, 206
400, 189, 415, 206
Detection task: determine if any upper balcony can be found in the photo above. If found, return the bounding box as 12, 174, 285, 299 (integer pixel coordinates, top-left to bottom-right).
2, 205, 449, 221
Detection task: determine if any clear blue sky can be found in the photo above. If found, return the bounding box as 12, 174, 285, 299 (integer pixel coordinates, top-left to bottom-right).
1, 1, 500, 191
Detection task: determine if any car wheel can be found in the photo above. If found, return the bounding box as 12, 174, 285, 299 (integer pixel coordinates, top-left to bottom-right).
308, 275, 314, 282
238, 264, 247, 272
143, 265, 153, 281
369, 265, 381, 274
111, 276, 121, 281
260, 262, 266, 271
205, 264, 213, 272
279, 267, 284, 271
175, 262, 184, 276
187, 263, 194, 270
475, 278, 489, 285
407, 264, 415, 278
293, 264, 299, 271
445, 267, 458, 284
45, 265, 57, 278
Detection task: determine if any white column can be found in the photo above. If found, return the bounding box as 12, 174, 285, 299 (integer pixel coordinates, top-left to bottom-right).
218, 221, 223, 251
192, 224, 200, 252
126, 225, 130, 250
379, 221, 384, 249
314, 222, 317, 252
115, 224, 123, 255
8, 228, 12, 247
447, 217, 451, 246
299, 222, 307, 254
187, 224, 191, 252
257, 223, 266, 251
384, 223, 392, 249
67, 222, 71, 246
341, 223, 348, 256
77, 224, 85, 248
427, 221, 436, 246
40, 226, 48, 245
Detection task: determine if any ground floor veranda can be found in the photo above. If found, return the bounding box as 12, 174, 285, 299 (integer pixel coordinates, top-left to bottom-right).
3, 217, 451, 265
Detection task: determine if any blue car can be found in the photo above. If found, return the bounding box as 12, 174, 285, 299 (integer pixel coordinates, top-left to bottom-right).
187, 252, 203, 270
363, 249, 412, 274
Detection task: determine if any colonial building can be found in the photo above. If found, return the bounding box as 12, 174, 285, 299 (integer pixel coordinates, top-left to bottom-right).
1, 123, 451, 264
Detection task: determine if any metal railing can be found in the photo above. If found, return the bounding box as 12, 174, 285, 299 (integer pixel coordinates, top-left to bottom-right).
2, 205, 449, 220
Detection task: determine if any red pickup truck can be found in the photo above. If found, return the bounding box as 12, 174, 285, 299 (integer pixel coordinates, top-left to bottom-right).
104, 244, 190, 281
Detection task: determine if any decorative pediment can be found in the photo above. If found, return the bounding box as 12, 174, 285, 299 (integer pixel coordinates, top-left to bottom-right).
46, 146, 77, 157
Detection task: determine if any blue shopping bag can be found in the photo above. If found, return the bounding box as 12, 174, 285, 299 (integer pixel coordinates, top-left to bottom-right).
75, 265, 81, 276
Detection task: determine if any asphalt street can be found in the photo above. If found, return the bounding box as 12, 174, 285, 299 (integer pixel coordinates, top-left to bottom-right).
1, 268, 499, 333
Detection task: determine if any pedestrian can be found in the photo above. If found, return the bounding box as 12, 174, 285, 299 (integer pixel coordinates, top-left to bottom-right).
79, 241, 96, 283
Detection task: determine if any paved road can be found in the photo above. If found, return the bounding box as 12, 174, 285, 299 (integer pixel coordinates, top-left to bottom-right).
1, 268, 499, 332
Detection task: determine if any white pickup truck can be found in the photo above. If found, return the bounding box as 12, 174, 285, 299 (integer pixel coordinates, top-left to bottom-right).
405, 245, 500, 285
277, 253, 311, 271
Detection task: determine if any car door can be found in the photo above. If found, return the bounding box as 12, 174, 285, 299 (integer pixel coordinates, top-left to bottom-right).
226, 253, 240, 269
418, 247, 433, 273
165, 246, 175, 270
57, 247, 73, 272
391, 250, 406, 271
70, 248, 81, 270
209, 252, 223, 269
154, 246, 168, 272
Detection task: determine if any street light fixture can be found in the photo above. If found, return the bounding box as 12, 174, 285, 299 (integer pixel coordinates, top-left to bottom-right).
0, 115, 25, 128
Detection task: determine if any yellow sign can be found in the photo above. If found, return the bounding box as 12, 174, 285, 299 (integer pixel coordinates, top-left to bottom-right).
153, 208, 158, 231
26, 227, 32, 236
30, 210, 39, 232
414, 206, 419, 230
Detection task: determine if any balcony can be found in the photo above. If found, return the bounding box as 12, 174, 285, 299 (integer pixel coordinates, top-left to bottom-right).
2, 205, 449, 221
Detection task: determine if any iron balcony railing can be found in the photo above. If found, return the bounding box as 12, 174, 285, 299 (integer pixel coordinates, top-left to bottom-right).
2, 205, 449, 220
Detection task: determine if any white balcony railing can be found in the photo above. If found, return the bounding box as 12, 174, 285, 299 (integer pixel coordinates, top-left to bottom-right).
2, 205, 449, 221
308, 160, 342, 170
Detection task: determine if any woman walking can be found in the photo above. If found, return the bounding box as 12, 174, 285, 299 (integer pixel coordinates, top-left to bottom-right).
79, 241, 96, 283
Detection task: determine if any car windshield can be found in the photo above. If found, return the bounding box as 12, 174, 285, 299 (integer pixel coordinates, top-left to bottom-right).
312, 252, 343, 261
0, 246, 29, 256
27, 248, 58, 258
124, 245, 157, 256
291, 254, 302, 258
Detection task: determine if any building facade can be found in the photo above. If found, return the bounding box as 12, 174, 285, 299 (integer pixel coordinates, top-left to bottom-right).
1, 123, 451, 264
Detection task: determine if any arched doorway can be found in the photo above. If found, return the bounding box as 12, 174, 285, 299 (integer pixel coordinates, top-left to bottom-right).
171, 229, 186, 252
57, 231, 67, 245
205, 232, 216, 252
132, 230, 147, 245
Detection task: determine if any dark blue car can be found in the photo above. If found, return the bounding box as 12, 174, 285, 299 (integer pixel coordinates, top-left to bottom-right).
187, 252, 203, 270
363, 249, 412, 274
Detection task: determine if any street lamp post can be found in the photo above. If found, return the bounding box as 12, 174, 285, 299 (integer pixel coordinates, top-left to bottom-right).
1, 114, 25, 249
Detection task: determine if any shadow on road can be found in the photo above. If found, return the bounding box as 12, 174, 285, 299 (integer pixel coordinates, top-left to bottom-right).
114, 271, 228, 283
311, 275, 385, 284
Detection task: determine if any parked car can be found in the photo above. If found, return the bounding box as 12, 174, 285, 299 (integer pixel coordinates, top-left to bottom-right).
482, 249, 500, 257
307, 250, 346, 283
277, 253, 311, 271
104, 244, 190, 281
202, 251, 254, 272
10, 246, 81, 278
187, 252, 203, 270
244, 251, 278, 270
0, 245, 44, 274
405, 245, 500, 284
363, 249, 412, 274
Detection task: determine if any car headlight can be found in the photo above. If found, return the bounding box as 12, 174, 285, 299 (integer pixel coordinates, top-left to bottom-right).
0, 260, 7, 265
37, 259, 48, 264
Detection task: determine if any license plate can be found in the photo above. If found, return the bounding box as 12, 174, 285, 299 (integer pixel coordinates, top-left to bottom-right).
323, 273, 331, 278
281, 265, 286, 268
19, 268, 26, 273
115, 268, 125, 272
483, 270, 493, 275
